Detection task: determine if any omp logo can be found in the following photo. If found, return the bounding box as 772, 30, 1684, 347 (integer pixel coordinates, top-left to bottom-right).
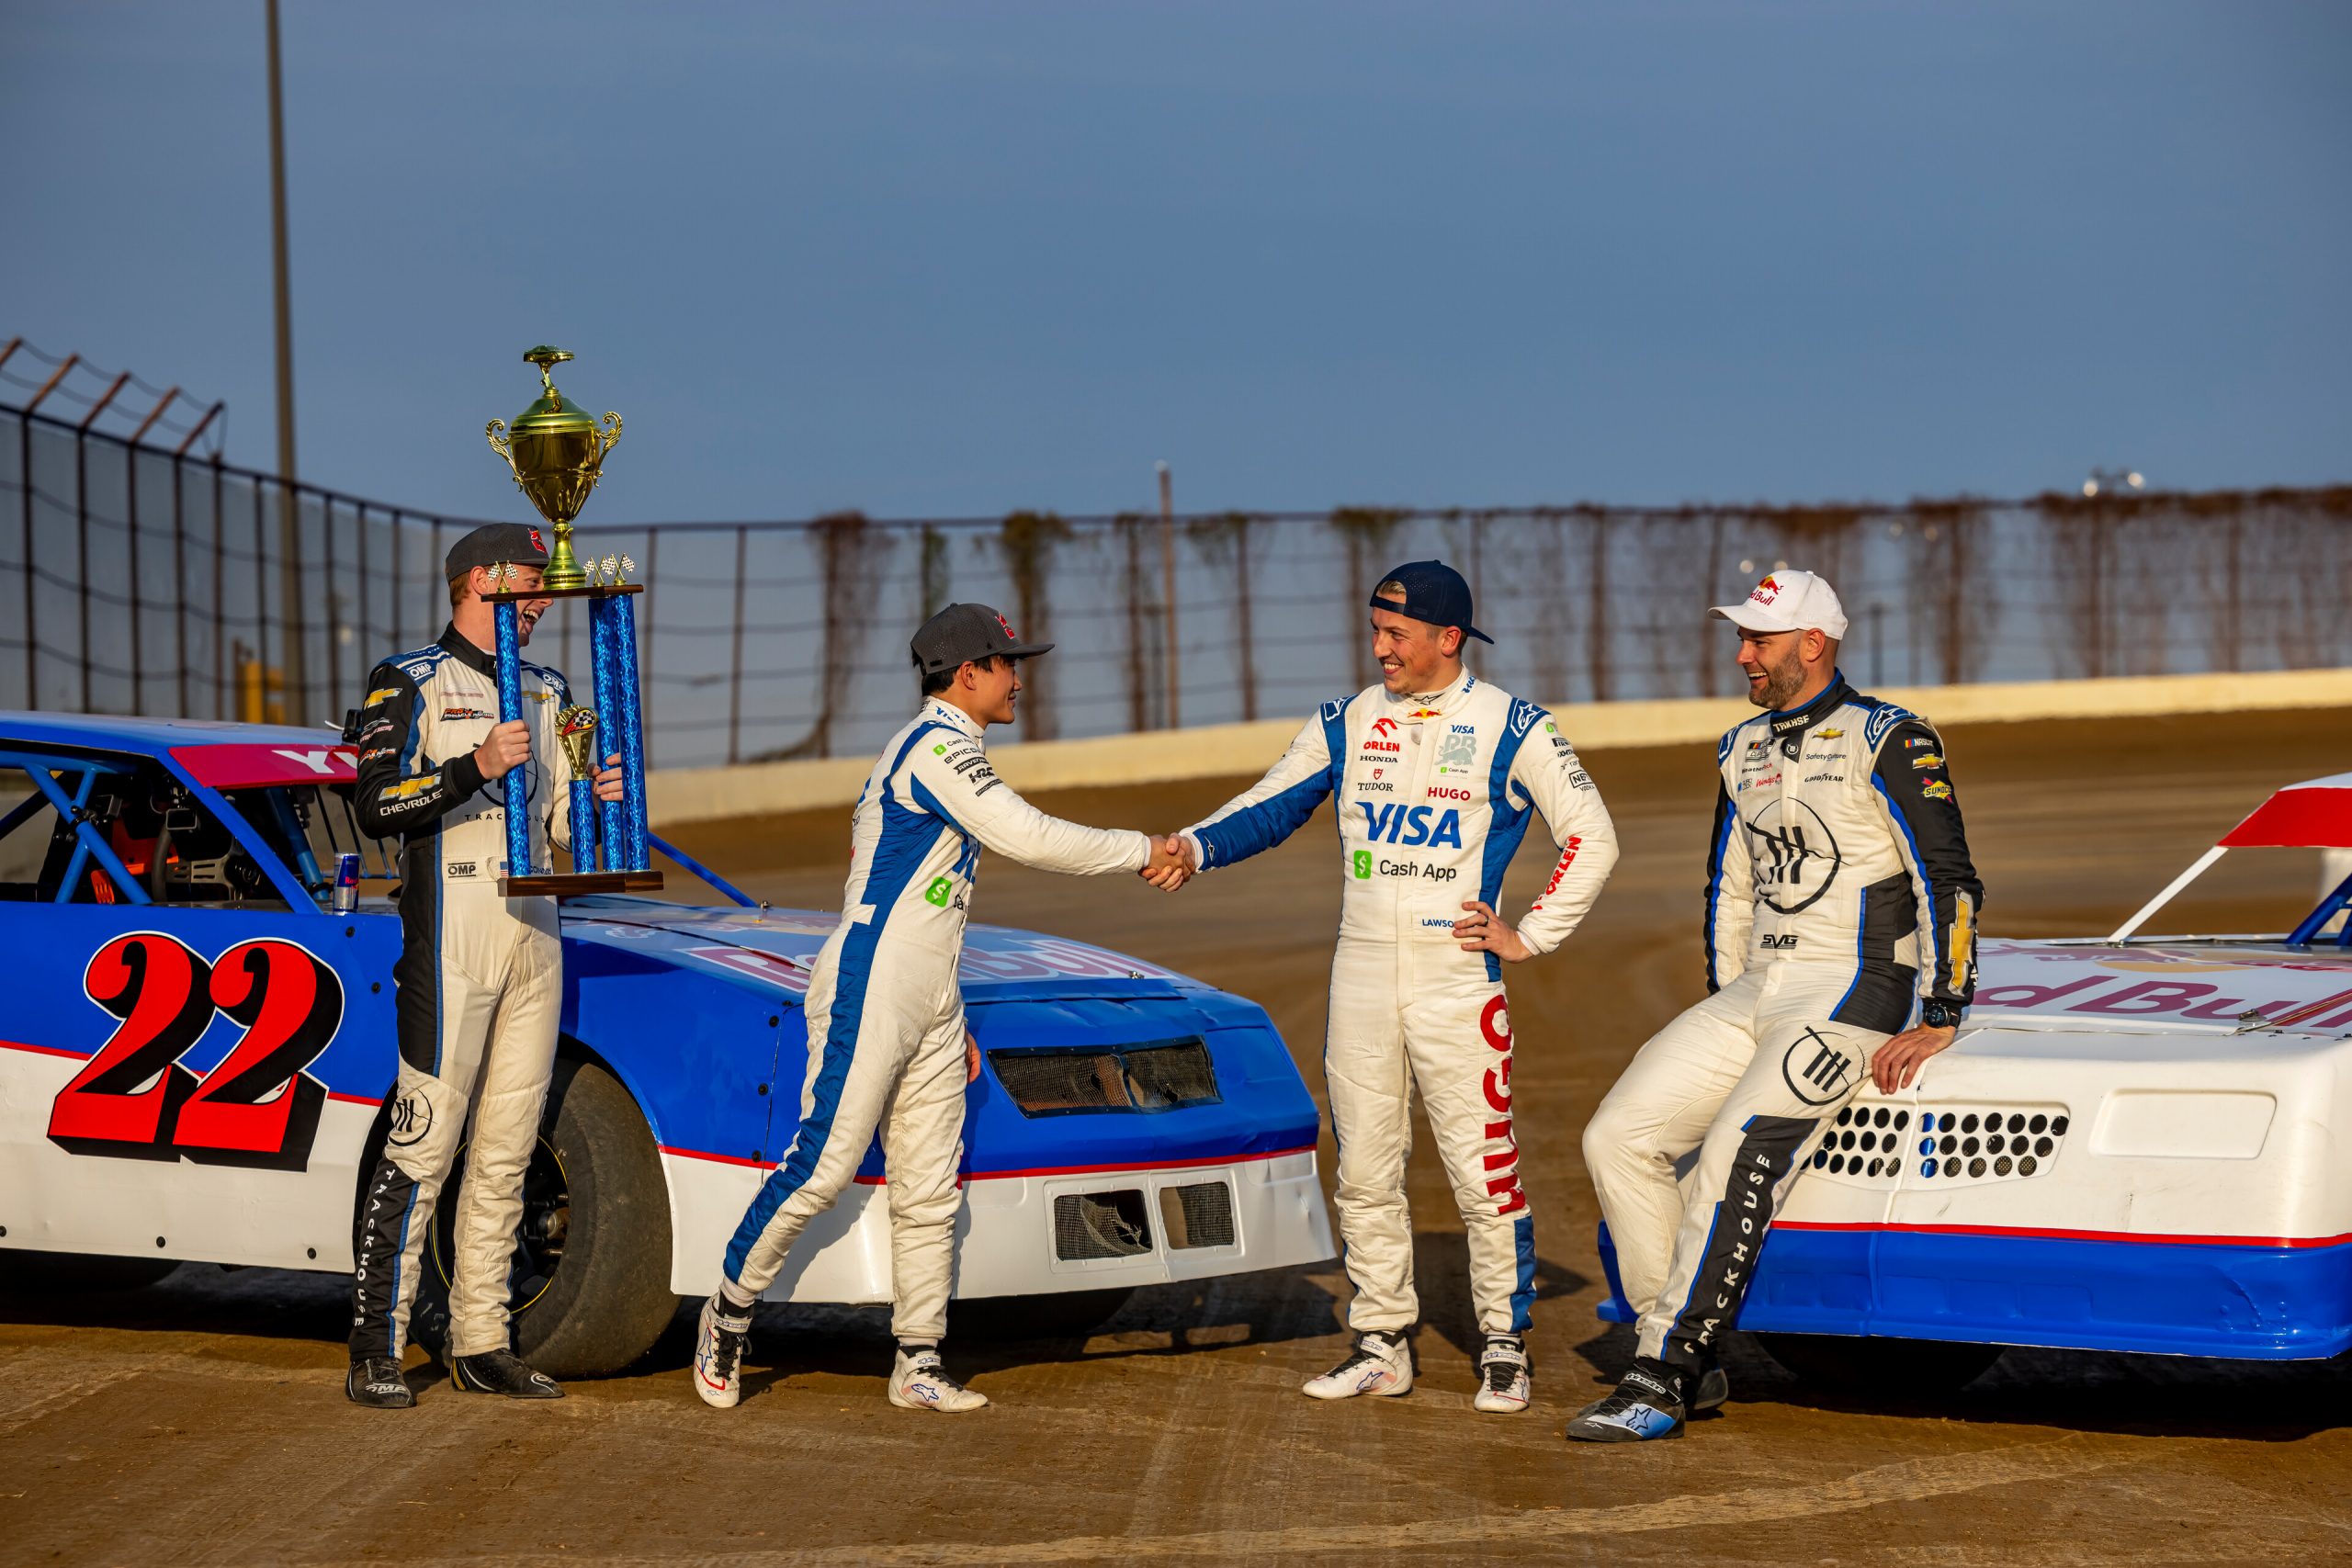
1357, 803, 1463, 847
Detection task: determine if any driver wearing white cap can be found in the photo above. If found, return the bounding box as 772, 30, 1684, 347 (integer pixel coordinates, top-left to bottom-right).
1567, 570, 1984, 1442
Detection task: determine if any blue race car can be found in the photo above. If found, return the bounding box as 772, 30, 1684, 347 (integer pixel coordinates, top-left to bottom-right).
0, 714, 1333, 1374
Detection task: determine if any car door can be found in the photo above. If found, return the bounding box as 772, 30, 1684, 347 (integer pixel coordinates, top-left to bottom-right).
0, 739, 399, 1272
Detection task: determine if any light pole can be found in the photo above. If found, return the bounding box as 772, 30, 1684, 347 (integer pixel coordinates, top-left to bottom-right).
266, 0, 307, 716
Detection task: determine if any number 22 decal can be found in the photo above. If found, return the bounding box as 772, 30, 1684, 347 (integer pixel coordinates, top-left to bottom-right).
47, 931, 345, 1171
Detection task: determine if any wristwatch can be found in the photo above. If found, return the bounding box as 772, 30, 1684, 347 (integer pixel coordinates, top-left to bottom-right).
1919, 999, 1963, 1030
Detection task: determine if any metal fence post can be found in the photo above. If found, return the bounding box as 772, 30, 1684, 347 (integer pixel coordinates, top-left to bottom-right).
124, 440, 144, 711
1158, 462, 1179, 729
728, 523, 747, 765
172, 455, 189, 716
211, 458, 226, 717
17, 408, 34, 708
322, 493, 340, 711
1234, 516, 1258, 723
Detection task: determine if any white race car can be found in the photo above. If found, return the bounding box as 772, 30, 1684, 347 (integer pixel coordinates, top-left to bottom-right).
1601, 771, 2352, 1388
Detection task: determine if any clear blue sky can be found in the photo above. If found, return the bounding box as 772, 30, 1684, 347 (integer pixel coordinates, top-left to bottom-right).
4, 2, 2346, 523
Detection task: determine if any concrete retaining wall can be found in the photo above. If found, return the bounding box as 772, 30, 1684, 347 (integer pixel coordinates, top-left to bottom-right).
646, 666, 2352, 828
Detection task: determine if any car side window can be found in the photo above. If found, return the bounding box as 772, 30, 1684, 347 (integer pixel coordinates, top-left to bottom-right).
0, 751, 284, 908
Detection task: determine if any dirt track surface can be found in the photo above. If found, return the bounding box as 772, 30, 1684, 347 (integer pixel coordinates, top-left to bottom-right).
6, 707, 2350, 1565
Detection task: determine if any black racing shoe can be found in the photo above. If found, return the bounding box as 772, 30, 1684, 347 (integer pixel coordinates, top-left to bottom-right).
1564, 1357, 1687, 1443
449, 1348, 564, 1399
346, 1357, 415, 1409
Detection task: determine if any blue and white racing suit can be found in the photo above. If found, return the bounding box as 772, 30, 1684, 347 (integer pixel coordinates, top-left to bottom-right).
1182, 671, 1618, 1337
1582, 673, 1983, 1376
721, 698, 1150, 1341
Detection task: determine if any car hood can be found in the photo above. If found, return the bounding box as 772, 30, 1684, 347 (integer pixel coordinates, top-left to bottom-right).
1971, 937, 2352, 1039
556, 897, 1203, 1005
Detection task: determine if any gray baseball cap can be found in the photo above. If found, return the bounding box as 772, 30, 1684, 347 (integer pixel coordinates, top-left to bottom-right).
445, 522, 549, 582
910, 602, 1054, 676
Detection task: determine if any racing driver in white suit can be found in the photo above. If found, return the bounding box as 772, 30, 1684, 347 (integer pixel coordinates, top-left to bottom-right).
1569, 570, 1984, 1442
345, 523, 624, 1408
691, 603, 1187, 1414
1159, 560, 1618, 1414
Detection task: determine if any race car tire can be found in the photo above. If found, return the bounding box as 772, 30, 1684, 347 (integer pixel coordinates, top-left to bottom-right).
404, 1056, 677, 1380
951, 1287, 1135, 1342
1755, 1331, 2005, 1395
0, 1249, 179, 1295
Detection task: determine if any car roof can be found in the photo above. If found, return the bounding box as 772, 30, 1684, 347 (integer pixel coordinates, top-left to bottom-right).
0, 711, 340, 754
0, 712, 358, 791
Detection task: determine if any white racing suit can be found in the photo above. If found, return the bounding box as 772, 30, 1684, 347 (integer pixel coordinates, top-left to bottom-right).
1584, 674, 1983, 1375
347, 627, 580, 1361
1183, 671, 1618, 1337
721, 698, 1150, 1341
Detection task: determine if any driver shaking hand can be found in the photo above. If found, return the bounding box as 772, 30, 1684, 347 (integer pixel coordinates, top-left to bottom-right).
344, 524, 622, 1410
1144, 560, 1618, 1416
1567, 570, 1983, 1444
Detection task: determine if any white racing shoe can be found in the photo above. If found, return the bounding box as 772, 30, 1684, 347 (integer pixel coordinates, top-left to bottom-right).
1302, 1332, 1413, 1400
888, 1346, 989, 1413
1473, 1334, 1532, 1414
690, 1292, 754, 1410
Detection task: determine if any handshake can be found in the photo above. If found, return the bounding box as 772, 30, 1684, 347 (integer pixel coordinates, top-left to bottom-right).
1138, 834, 1199, 892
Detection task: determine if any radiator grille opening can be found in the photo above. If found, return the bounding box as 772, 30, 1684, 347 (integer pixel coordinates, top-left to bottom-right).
1159, 1180, 1236, 1249
989, 1041, 1221, 1117
1053, 1190, 1154, 1260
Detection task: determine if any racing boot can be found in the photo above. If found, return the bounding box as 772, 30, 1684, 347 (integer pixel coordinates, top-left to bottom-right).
1301, 1331, 1413, 1400
1472, 1334, 1532, 1414
1564, 1356, 1687, 1442
448, 1348, 564, 1399
691, 1292, 754, 1410
345, 1356, 415, 1409
888, 1344, 989, 1413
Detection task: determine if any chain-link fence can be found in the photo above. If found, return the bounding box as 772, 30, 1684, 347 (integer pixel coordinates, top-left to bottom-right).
6, 400, 2348, 769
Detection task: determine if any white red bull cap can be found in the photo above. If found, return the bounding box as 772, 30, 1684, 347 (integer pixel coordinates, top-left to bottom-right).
1709, 569, 1849, 639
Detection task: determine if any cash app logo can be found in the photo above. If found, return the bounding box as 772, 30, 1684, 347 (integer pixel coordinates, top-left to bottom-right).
1352, 850, 1373, 879
923, 875, 953, 906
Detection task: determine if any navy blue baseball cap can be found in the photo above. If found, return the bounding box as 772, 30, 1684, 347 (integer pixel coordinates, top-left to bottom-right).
1370, 559, 1492, 645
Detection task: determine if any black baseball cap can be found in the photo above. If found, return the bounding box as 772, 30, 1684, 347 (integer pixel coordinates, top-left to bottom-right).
910, 602, 1055, 676
1371, 559, 1493, 645
445, 522, 550, 582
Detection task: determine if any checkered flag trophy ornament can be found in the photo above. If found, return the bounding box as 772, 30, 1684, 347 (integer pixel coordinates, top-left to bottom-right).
482, 346, 660, 894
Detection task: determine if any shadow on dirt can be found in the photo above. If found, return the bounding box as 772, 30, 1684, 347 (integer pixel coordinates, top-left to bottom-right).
1569, 1318, 2351, 1442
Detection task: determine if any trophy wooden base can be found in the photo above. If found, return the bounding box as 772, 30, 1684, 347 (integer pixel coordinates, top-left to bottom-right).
500, 870, 666, 897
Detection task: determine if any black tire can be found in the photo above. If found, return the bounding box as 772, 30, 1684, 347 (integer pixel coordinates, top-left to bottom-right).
951, 1287, 1135, 1342
1756, 1331, 2005, 1395
406, 1057, 677, 1379
0, 1249, 179, 1296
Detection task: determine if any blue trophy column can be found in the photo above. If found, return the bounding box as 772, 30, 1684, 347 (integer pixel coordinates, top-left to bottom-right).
567, 775, 597, 873
493, 599, 531, 879
610, 591, 650, 872
589, 595, 628, 872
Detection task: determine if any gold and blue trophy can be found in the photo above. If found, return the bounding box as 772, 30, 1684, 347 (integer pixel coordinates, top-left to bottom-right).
483, 346, 661, 896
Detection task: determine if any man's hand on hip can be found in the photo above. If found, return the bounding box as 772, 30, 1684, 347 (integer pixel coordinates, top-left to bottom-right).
1871, 1023, 1958, 1092
472, 720, 531, 781
1453, 899, 1532, 964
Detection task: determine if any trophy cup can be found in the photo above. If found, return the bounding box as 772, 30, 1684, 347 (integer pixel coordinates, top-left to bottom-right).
484, 346, 661, 896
